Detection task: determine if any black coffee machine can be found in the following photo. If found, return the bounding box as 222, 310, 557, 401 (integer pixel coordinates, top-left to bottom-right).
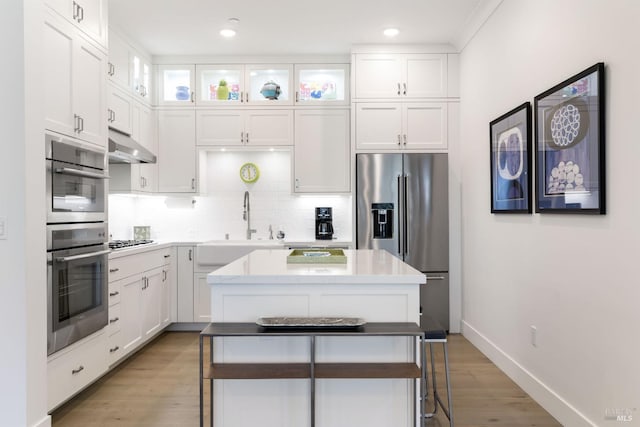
315, 207, 334, 240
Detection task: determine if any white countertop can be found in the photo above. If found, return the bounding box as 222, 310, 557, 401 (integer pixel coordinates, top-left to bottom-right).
207, 249, 426, 285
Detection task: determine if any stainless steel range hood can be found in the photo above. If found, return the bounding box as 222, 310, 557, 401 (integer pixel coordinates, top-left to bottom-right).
108, 128, 157, 164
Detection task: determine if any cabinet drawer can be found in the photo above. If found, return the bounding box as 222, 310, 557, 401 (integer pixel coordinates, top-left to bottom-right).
108, 303, 122, 335
47, 330, 107, 410
108, 330, 124, 365
108, 280, 121, 306
109, 247, 171, 282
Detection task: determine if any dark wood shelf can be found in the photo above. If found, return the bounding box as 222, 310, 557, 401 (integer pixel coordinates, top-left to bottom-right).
205, 362, 420, 379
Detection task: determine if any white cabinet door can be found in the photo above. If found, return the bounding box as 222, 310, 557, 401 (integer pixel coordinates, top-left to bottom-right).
120, 274, 143, 356
245, 110, 293, 146
244, 64, 293, 105
354, 54, 403, 99
403, 103, 448, 150
193, 273, 211, 323
73, 34, 106, 146
132, 102, 157, 192
157, 65, 195, 106
73, 0, 108, 49
132, 51, 152, 104
195, 64, 245, 106
355, 103, 403, 150
294, 64, 350, 105
44, 14, 75, 138
108, 84, 133, 135
404, 54, 448, 98
177, 246, 195, 322
158, 110, 197, 193
196, 110, 244, 146
294, 109, 350, 192
160, 264, 172, 327
108, 30, 130, 90
141, 267, 163, 340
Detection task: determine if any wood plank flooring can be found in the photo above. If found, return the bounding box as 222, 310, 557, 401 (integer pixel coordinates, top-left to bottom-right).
51, 332, 561, 427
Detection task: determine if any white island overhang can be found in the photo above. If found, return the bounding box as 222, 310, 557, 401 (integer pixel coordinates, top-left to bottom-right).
205, 248, 426, 427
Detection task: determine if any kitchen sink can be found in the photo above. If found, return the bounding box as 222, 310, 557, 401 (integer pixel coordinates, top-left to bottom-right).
196, 240, 284, 266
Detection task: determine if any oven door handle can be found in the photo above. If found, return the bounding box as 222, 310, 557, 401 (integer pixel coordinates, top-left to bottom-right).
55, 249, 111, 263
55, 167, 110, 180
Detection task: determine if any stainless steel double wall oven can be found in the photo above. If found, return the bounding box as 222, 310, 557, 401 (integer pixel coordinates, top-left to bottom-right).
46, 132, 110, 355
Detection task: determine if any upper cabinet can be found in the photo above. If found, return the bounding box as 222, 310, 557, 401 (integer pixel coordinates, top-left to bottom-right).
107, 31, 131, 90
353, 53, 448, 99
108, 29, 153, 105
132, 52, 152, 103
45, 0, 107, 49
192, 64, 293, 106
158, 65, 196, 106
44, 9, 107, 148
294, 64, 349, 105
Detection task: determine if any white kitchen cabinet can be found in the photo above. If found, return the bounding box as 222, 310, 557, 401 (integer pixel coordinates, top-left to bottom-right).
355, 102, 448, 151
141, 266, 163, 340
44, 9, 107, 148
158, 110, 197, 193
47, 329, 108, 411
177, 246, 195, 322
45, 0, 107, 49
119, 273, 143, 356
294, 109, 350, 192
132, 51, 152, 104
196, 109, 293, 147
107, 30, 131, 90
295, 64, 350, 105
353, 53, 448, 99
193, 272, 211, 323
108, 83, 133, 135
158, 65, 196, 106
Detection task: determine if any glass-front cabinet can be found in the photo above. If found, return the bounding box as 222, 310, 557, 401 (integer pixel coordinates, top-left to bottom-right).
158, 65, 195, 105
294, 64, 349, 105
244, 64, 293, 105
196, 65, 244, 105
132, 53, 152, 103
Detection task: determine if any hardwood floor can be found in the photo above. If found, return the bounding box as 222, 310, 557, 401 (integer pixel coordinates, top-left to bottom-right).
51, 332, 561, 427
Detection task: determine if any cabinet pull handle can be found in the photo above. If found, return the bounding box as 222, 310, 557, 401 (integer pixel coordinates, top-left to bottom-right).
295, 91, 299, 102
109, 291, 119, 297
74, 114, 80, 132
190, 91, 194, 103
245, 92, 249, 103
78, 5, 84, 23
426, 276, 446, 281
164, 254, 171, 258
79, 116, 84, 132
397, 134, 402, 146
397, 83, 401, 95
191, 178, 196, 190
162, 270, 167, 281
403, 83, 407, 95
71, 365, 84, 375
110, 268, 119, 273
110, 346, 120, 353
403, 134, 407, 146
240, 91, 244, 103
72, 1, 79, 20
240, 131, 244, 143
188, 249, 193, 261
246, 133, 249, 144
110, 317, 119, 324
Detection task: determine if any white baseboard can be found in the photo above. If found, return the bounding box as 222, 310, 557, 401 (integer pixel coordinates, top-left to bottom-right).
462, 321, 596, 427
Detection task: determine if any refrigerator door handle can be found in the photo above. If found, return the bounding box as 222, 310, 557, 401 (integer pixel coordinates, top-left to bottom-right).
403, 174, 409, 256
397, 174, 402, 256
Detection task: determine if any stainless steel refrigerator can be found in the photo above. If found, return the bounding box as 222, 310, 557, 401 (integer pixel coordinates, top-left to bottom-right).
356, 153, 449, 330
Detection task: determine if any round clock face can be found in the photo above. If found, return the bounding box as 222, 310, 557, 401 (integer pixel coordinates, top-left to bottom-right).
239, 162, 260, 183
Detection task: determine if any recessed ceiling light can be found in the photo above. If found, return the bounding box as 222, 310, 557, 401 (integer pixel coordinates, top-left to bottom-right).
384, 28, 400, 37
220, 29, 236, 38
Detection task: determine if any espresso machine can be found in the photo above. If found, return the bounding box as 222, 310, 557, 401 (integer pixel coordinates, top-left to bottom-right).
315, 207, 334, 240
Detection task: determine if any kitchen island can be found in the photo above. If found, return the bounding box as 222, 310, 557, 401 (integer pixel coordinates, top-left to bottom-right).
206, 249, 426, 427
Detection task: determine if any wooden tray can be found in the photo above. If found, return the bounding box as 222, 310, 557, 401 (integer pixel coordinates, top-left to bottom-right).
286, 248, 347, 264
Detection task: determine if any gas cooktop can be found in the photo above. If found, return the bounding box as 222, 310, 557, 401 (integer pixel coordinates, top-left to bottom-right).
109, 239, 154, 250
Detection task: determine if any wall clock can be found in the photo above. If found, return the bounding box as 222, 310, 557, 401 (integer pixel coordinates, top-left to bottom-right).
239, 162, 260, 183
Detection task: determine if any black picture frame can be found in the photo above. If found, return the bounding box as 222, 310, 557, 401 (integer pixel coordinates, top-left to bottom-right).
534, 63, 606, 214
490, 102, 532, 213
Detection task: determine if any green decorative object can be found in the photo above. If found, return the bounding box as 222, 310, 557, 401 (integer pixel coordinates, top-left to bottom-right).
216, 79, 229, 100
286, 249, 347, 264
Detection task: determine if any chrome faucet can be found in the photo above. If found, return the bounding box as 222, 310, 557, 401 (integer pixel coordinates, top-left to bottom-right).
243, 191, 257, 240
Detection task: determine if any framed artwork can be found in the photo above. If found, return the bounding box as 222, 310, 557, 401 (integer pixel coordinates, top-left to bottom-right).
490, 102, 532, 213
534, 63, 606, 214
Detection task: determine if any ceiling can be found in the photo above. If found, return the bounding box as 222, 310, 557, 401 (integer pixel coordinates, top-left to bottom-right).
109, 0, 502, 57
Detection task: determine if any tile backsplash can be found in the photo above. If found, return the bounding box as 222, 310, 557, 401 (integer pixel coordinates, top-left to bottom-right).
109, 150, 352, 242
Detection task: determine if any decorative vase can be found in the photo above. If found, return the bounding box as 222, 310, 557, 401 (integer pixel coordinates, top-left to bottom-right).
216, 85, 229, 100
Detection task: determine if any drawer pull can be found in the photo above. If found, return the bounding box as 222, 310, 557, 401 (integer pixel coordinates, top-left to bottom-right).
109, 268, 120, 273
109, 291, 120, 297
109, 346, 120, 353
164, 254, 171, 258
71, 365, 84, 375
109, 317, 119, 324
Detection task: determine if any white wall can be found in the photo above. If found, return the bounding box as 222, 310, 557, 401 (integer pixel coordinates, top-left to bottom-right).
460, 1, 640, 425
0, 0, 50, 426
110, 150, 352, 242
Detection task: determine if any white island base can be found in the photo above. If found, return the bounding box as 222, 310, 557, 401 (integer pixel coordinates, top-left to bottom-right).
206, 249, 426, 427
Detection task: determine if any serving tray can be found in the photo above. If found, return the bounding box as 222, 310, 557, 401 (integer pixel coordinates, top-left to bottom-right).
286, 249, 347, 264
256, 317, 366, 328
